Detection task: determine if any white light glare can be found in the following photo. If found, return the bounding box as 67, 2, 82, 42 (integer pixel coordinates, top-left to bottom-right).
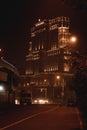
0, 85, 4, 91
15, 99, 20, 105
33, 99, 49, 104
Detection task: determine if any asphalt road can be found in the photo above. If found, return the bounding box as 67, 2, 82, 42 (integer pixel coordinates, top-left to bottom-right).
0, 105, 83, 130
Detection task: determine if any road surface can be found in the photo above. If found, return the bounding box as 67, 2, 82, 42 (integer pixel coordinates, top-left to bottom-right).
0, 105, 83, 130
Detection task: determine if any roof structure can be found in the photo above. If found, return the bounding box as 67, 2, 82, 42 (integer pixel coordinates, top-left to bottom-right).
0, 57, 19, 75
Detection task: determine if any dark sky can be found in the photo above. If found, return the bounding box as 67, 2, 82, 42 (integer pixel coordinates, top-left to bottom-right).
0, 0, 87, 74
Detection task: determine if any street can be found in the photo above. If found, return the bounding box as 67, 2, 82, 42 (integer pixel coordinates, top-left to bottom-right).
0, 105, 83, 130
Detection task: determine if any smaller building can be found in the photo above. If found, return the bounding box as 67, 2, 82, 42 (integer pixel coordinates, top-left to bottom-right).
0, 57, 19, 107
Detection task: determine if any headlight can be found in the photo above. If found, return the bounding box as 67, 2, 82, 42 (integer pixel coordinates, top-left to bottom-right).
39, 99, 49, 104
34, 100, 38, 103
15, 99, 20, 105
39, 99, 44, 104
33, 98, 49, 104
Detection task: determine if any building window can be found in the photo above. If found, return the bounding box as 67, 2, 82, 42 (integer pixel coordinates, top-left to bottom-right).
64, 63, 70, 72
64, 56, 71, 60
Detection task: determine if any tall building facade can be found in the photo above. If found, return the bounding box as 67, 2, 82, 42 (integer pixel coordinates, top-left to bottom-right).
25, 16, 74, 104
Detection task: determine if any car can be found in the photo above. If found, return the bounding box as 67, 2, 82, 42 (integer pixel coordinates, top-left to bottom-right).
32, 98, 49, 104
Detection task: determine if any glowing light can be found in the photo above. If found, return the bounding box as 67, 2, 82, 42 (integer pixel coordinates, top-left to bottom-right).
0, 85, 4, 91
15, 99, 20, 105
38, 19, 41, 22
34, 100, 38, 103
56, 75, 60, 80
35, 21, 44, 27
33, 98, 49, 104
64, 63, 70, 72
44, 79, 47, 82
27, 83, 29, 86
70, 36, 77, 43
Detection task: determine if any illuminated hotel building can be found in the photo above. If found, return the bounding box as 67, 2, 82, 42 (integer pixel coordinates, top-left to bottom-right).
25, 16, 74, 103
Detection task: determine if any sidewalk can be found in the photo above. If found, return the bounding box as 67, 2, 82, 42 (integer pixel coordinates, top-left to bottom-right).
81, 113, 87, 129
79, 108, 87, 130
0, 104, 21, 116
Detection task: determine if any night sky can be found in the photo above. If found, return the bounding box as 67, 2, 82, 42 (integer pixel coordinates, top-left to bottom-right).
0, 0, 87, 74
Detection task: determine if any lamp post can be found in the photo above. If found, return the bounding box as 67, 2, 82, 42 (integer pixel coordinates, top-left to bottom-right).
56, 75, 65, 104
65, 36, 77, 50
68, 36, 77, 49
70, 36, 77, 43
56, 75, 60, 80
56, 75, 61, 101
44, 79, 47, 98
56, 75, 60, 88
53, 76, 60, 102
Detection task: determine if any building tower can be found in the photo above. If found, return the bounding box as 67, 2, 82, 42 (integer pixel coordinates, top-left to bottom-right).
26, 16, 70, 75
25, 16, 74, 103
58, 17, 70, 48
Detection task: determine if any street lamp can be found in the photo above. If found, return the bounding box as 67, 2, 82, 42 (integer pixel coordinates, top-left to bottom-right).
56, 75, 65, 99
0, 85, 4, 92
56, 75, 60, 80
56, 75, 60, 87
66, 35, 77, 52
70, 36, 77, 43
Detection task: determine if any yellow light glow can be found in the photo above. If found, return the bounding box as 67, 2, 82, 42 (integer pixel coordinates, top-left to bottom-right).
44, 79, 47, 82
34, 100, 38, 103
27, 83, 29, 86
56, 75, 60, 80
15, 99, 20, 105
70, 36, 77, 43
33, 99, 49, 104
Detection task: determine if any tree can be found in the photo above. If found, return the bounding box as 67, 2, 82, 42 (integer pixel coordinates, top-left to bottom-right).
72, 51, 87, 113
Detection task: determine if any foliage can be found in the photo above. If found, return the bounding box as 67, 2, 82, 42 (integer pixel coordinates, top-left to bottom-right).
72, 52, 87, 113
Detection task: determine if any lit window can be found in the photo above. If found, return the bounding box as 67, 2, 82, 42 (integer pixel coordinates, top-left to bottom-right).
64, 56, 71, 60
38, 44, 40, 50
64, 63, 70, 72
42, 44, 44, 49
44, 69, 46, 72
51, 67, 52, 71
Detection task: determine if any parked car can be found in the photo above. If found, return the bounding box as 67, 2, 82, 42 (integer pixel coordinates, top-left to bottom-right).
32, 98, 49, 104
